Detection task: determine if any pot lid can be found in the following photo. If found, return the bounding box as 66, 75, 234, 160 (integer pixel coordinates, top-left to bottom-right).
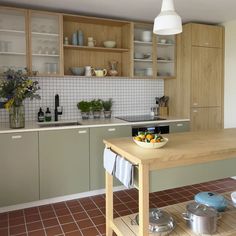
186, 202, 218, 217
135, 208, 176, 233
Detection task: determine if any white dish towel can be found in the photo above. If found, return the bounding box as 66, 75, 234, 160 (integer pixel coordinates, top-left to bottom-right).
103, 148, 117, 175
115, 155, 134, 189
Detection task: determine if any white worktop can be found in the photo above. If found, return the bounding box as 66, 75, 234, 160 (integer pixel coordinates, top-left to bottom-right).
0, 116, 190, 134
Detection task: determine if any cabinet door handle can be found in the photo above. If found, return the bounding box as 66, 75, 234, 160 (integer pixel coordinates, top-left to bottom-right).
78, 130, 87, 134
193, 102, 198, 106
11, 135, 22, 139
108, 128, 116, 132
176, 123, 183, 127
193, 110, 198, 113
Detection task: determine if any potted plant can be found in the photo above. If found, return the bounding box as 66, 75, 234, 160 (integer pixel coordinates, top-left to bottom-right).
0, 69, 40, 128
102, 98, 113, 118
91, 99, 103, 119
77, 101, 91, 119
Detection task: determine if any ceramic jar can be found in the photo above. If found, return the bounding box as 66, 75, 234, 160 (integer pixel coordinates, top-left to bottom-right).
141, 31, 152, 42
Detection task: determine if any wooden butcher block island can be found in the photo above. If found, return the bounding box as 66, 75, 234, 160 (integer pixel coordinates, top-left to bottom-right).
103, 129, 236, 236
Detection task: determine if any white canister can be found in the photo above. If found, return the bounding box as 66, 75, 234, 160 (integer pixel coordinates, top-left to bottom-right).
141, 31, 152, 42
146, 68, 153, 76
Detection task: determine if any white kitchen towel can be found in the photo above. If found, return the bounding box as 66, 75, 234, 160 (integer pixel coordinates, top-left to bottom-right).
115, 155, 134, 189
103, 148, 117, 175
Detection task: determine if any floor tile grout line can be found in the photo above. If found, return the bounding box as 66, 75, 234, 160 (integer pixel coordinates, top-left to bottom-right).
51, 204, 65, 236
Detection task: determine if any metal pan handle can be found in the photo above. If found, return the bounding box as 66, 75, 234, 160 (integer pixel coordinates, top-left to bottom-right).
182, 212, 190, 221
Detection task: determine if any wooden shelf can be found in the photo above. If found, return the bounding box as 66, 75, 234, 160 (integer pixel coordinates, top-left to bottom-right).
0, 29, 25, 34
134, 40, 152, 45
0, 52, 26, 55
32, 32, 59, 37
157, 60, 174, 63
63, 44, 129, 53
134, 59, 152, 62
157, 75, 175, 80
32, 53, 59, 57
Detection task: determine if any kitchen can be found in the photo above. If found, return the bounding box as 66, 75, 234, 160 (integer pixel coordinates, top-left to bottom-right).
0, 0, 236, 236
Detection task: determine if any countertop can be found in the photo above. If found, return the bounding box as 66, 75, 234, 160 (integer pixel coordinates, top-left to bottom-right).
0, 116, 190, 134
103, 128, 236, 169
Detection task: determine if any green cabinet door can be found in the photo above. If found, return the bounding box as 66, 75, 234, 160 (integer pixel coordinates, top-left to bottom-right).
39, 128, 89, 199
0, 132, 39, 207
90, 125, 132, 190
169, 121, 190, 133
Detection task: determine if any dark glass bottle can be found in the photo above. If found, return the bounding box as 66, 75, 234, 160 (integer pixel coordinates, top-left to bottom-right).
38, 107, 44, 122
45, 107, 52, 122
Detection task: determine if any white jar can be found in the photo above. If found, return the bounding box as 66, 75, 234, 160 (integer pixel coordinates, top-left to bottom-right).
141, 31, 152, 42
146, 67, 153, 76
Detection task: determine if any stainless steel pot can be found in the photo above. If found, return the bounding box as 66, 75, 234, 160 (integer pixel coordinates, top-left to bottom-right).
131, 208, 176, 235
182, 202, 220, 234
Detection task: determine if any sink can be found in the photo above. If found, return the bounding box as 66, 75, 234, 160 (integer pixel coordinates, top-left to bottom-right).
38, 121, 81, 127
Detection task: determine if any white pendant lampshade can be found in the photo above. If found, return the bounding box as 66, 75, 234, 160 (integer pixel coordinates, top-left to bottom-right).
153, 0, 182, 35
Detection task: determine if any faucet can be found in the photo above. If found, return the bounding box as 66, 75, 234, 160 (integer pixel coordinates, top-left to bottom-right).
54, 94, 63, 121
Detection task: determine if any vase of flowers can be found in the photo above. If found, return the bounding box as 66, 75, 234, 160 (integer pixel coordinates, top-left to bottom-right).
0, 69, 40, 128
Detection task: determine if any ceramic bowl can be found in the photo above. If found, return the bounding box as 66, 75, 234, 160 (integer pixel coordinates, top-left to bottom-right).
133, 137, 168, 149
134, 52, 144, 59
70, 67, 85, 76
103, 41, 116, 48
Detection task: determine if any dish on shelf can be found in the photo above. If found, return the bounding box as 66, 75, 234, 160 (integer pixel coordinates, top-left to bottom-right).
134, 68, 146, 76
70, 67, 85, 76
134, 52, 151, 59
133, 132, 168, 149
103, 41, 116, 48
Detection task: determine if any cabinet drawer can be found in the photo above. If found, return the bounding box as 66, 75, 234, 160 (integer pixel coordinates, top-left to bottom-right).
191, 23, 223, 48
169, 121, 190, 133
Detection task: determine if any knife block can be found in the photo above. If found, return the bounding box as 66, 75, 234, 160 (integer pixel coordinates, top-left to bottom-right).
159, 106, 169, 116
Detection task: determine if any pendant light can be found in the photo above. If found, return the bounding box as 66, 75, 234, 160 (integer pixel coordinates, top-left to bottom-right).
153, 0, 182, 35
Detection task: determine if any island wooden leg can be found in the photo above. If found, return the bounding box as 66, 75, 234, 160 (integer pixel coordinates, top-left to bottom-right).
106, 171, 113, 236
138, 163, 149, 236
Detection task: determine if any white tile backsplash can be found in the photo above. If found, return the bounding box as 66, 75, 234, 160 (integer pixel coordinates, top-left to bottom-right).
0, 76, 164, 122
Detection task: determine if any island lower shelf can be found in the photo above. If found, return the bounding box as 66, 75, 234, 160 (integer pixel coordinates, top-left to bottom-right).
111, 192, 236, 236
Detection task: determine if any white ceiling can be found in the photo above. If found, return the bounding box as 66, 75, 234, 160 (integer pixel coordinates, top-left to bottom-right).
1, 0, 236, 24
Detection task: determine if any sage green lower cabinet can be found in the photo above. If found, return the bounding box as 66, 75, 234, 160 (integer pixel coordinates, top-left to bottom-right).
39, 128, 89, 199
90, 125, 132, 190
169, 121, 190, 133
0, 132, 39, 207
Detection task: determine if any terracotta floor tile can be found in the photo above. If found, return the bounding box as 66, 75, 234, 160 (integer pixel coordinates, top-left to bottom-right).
97, 224, 106, 235
81, 226, 99, 236
61, 222, 78, 233
69, 205, 84, 214
25, 214, 41, 223
86, 209, 103, 217
66, 200, 80, 208
24, 207, 39, 216
114, 203, 128, 212
42, 218, 59, 228
0, 213, 8, 221
90, 195, 105, 203
26, 221, 43, 232
55, 208, 70, 217
58, 215, 74, 224
28, 229, 45, 236
9, 210, 24, 219
45, 226, 62, 236
76, 218, 94, 229
0, 228, 8, 236
9, 217, 25, 226
0, 220, 8, 228
40, 210, 56, 221
10, 224, 26, 235
73, 212, 89, 221
83, 202, 97, 211
91, 216, 105, 225
38, 205, 53, 213
53, 202, 67, 210
65, 230, 82, 236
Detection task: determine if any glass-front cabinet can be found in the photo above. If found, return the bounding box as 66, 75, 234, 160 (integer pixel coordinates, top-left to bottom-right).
0, 7, 28, 74
29, 11, 63, 76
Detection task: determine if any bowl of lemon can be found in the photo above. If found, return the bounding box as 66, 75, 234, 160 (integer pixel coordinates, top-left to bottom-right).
133, 132, 168, 149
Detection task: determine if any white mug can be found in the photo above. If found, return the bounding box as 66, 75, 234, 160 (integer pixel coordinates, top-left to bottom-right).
85, 66, 94, 76
141, 31, 152, 42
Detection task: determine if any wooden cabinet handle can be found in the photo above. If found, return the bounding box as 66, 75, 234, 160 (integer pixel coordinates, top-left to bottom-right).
193, 110, 198, 113
78, 130, 87, 134
176, 123, 184, 127
11, 135, 22, 139
108, 128, 116, 132
193, 102, 198, 106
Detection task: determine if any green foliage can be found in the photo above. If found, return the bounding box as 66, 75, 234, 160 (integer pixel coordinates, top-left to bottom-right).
77, 101, 91, 112
90, 99, 103, 112
0, 69, 40, 109
102, 98, 113, 111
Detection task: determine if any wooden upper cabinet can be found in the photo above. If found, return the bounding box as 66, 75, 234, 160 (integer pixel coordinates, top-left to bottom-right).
191, 46, 222, 107
191, 23, 223, 48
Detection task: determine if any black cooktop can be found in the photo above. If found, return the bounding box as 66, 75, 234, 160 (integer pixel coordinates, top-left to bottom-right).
116, 115, 166, 122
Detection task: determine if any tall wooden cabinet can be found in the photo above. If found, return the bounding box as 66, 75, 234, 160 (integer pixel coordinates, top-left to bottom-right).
165, 23, 224, 131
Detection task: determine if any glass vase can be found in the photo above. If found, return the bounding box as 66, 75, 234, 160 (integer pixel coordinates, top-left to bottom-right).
9, 105, 25, 129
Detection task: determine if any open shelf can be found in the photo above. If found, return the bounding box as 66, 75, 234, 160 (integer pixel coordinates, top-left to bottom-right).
0, 29, 25, 34
64, 44, 129, 53
157, 60, 174, 63
32, 32, 59, 37
32, 53, 59, 57
157, 43, 175, 46
0, 52, 26, 55
134, 59, 152, 62
134, 40, 152, 45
